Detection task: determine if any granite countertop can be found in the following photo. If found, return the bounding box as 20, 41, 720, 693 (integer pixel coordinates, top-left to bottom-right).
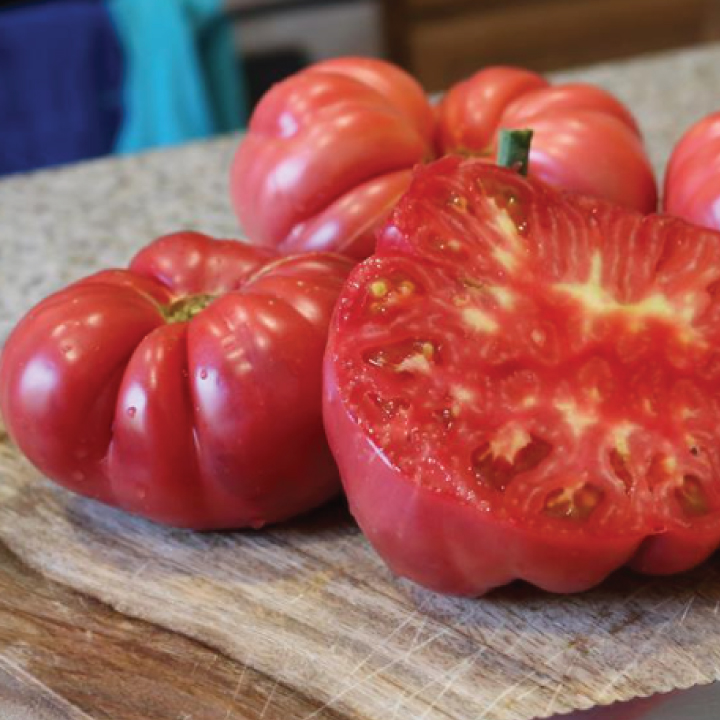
1, 43, 720, 345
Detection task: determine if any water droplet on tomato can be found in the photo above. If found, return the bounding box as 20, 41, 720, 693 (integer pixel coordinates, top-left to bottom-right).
126, 407, 137, 419
199, 369, 208, 380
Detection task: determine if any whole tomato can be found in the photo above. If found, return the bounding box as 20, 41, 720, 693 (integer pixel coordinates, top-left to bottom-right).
231, 57, 435, 260
664, 112, 720, 231
0, 232, 353, 529
324, 156, 720, 596
231, 59, 657, 259
438, 68, 657, 214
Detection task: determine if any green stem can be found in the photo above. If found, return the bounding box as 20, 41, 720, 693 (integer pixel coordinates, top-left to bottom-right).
162, 294, 215, 323
496, 129, 533, 176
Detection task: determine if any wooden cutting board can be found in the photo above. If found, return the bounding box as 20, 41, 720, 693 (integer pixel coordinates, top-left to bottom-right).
4, 44, 720, 720
2, 418, 720, 720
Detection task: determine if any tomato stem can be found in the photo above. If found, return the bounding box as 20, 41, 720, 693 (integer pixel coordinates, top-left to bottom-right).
162, 294, 215, 323
496, 129, 533, 176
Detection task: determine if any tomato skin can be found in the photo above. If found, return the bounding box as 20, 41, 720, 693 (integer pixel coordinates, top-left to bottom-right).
0, 232, 353, 529
232, 58, 655, 258
499, 82, 641, 135
664, 112, 720, 231
231, 57, 434, 253
324, 157, 720, 596
435, 67, 549, 152
438, 73, 657, 214
500, 112, 657, 214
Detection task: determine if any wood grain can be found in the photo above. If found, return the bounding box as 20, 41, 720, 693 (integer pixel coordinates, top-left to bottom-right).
0, 656, 91, 720
0, 542, 352, 720
1, 423, 719, 720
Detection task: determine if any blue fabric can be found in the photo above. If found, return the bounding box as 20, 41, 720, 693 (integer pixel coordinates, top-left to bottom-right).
108, 0, 247, 154
0, 0, 123, 175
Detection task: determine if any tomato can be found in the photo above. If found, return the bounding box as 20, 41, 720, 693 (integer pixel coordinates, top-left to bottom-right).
437, 69, 657, 214
231, 59, 656, 259
0, 232, 353, 529
664, 112, 720, 231
324, 156, 720, 596
231, 57, 434, 259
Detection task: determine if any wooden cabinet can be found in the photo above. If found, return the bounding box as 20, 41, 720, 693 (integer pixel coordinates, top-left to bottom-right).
382, 0, 720, 91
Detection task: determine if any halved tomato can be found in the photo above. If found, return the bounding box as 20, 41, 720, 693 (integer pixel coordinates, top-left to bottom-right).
324, 156, 720, 596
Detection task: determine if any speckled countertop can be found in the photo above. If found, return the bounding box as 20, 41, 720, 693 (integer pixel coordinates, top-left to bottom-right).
2, 43, 720, 345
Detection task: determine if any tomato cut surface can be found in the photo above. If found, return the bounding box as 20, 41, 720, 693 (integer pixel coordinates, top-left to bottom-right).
324, 156, 720, 596
1, 232, 353, 529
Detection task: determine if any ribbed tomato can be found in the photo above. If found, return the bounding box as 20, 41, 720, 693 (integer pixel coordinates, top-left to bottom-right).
437, 67, 657, 214
231, 57, 434, 259
0, 232, 353, 529
664, 112, 720, 231
324, 156, 720, 596
231, 59, 656, 259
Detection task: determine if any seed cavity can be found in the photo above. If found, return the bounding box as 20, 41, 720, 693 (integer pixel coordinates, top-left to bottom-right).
367, 274, 420, 313
676, 475, 710, 517
544, 483, 604, 521
608, 448, 633, 492
472, 433, 551, 492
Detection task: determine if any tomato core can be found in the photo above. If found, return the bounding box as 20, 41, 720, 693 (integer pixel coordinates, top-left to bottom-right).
162, 294, 216, 324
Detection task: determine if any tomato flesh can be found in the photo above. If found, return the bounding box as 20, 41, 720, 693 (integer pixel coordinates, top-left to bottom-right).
324, 157, 720, 595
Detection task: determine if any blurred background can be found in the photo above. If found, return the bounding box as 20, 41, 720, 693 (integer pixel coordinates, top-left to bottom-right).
1, 0, 720, 177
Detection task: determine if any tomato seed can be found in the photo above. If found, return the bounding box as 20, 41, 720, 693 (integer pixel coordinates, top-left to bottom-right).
369, 280, 389, 298
608, 448, 633, 492
449, 193, 469, 212
544, 484, 603, 521
364, 339, 437, 374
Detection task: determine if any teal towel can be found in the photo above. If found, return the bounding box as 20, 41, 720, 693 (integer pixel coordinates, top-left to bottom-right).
109, 0, 247, 153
